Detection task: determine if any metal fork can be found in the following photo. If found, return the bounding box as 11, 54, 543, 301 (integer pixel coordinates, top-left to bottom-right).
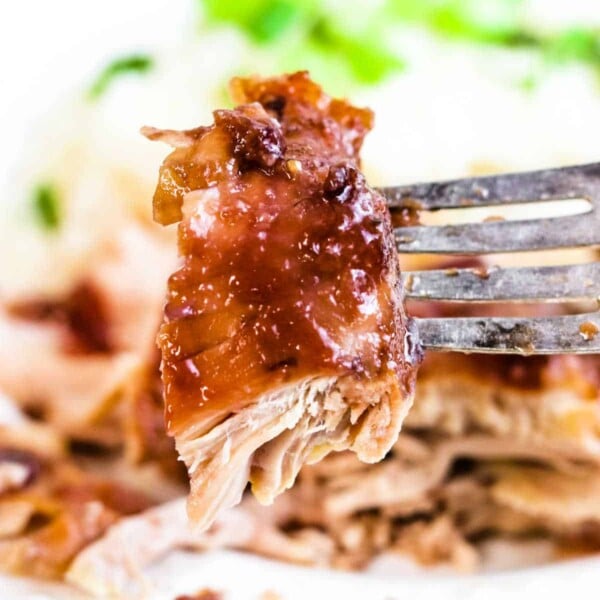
378, 162, 600, 355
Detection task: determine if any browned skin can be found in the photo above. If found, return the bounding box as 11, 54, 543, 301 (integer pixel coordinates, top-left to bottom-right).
147, 72, 416, 438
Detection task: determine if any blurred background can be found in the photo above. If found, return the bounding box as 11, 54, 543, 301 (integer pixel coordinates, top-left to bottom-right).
1, 0, 600, 299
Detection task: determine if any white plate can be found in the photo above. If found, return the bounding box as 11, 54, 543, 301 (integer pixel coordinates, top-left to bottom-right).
2, 548, 600, 600
1, 1, 600, 598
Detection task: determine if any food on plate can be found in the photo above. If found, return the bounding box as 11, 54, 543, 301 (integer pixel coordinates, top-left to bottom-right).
64, 344, 600, 596
0, 225, 175, 448
2, 236, 600, 594
3, 3, 600, 589
0, 418, 152, 579
174, 590, 224, 600
145, 72, 420, 528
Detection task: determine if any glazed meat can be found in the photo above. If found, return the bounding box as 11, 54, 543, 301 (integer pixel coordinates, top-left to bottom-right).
145, 72, 419, 529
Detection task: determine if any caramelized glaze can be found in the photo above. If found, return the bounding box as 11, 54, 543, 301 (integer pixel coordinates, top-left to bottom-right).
147, 72, 414, 434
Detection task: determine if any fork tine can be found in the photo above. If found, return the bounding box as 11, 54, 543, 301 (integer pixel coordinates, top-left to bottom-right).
415, 313, 600, 354
379, 162, 600, 210
403, 263, 600, 302
383, 162, 600, 355
395, 212, 600, 254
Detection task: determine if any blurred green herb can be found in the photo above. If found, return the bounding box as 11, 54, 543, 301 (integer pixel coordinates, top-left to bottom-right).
202, 0, 304, 42
249, 0, 301, 42
32, 183, 61, 231
309, 18, 404, 84
387, 0, 534, 47
544, 28, 600, 66
518, 73, 538, 92
88, 54, 154, 100
387, 1, 600, 73
200, 0, 404, 85
199, 0, 600, 88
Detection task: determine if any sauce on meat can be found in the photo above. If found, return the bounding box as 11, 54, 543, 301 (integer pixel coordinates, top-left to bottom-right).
147, 72, 414, 434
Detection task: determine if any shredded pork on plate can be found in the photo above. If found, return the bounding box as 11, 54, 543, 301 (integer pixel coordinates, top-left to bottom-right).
1, 64, 600, 595
145, 72, 420, 529
66, 427, 600, 596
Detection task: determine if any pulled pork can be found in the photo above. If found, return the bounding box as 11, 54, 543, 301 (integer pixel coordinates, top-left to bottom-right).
0, 418, 154, 579
1, 70, 600, 598
146, 72, 419, 529
66, 424, 600, 596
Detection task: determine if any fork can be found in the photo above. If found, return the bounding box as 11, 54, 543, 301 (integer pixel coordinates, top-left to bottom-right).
378, 162, 600, 355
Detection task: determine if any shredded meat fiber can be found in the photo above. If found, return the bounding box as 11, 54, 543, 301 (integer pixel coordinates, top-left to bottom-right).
145, 72, 420, 528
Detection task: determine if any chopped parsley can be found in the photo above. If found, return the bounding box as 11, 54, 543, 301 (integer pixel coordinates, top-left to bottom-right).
199, 0, 600, 88
308, 18, 404, 85
544, 28, 600, 67
387, 1, 600, 73
202, 0, 301, 42
248, 0, 301, 43
200, 0, 405, 86
88, 54, 154, 100
32, 183, 61, 231
387, 0, 533, 47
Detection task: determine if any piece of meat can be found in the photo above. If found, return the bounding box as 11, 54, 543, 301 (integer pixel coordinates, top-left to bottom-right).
0, 455, 153, 579
66, 497, 332, 597
64, 432, 600, 593
406, 353, 600, 447
145, 72, 420, 528
0, 308, 141, 437
390, 515, 479, 572
0, 225, 175, 447
175, 590, 223, 600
